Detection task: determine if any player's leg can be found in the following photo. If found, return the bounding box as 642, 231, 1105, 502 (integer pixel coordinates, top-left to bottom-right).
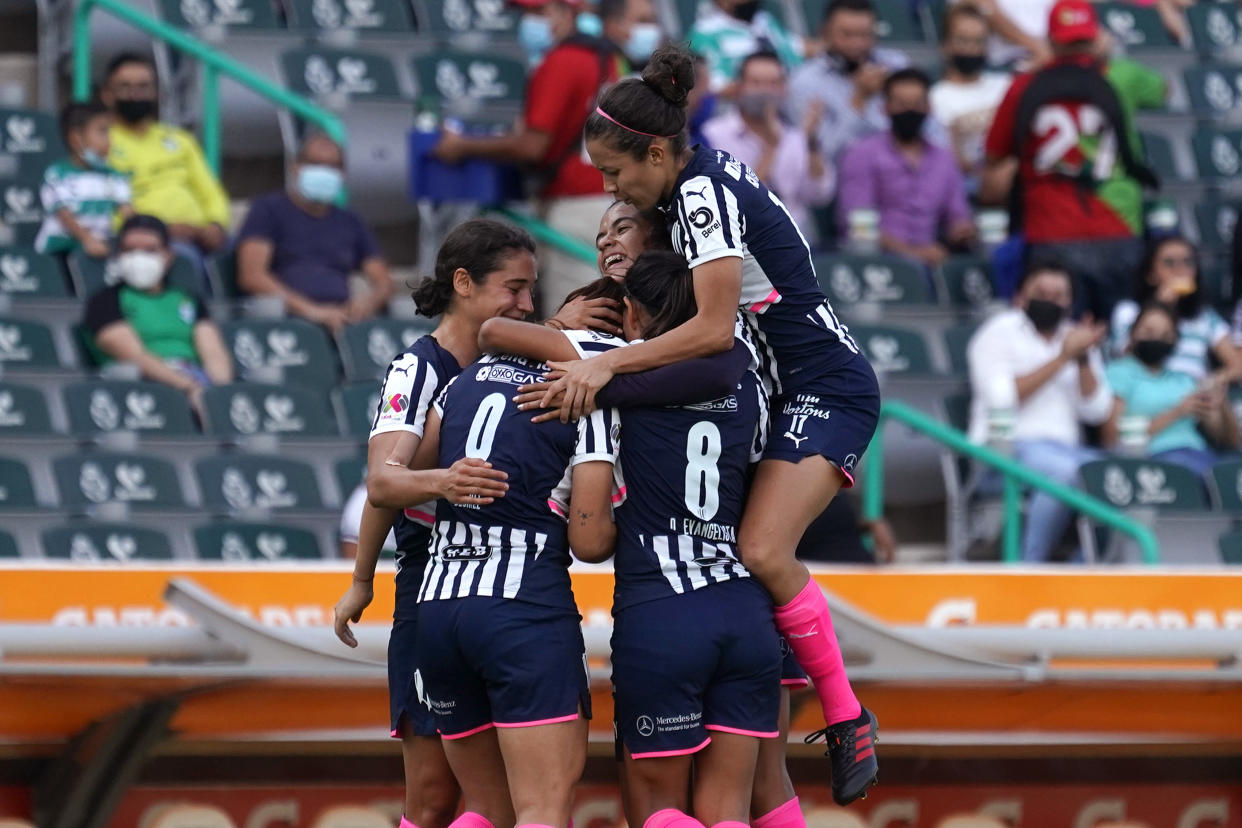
621, 752, 697, 828
440, 728, 517, 828
495, 716, 588, 828
692, 731, 760, 826
749, 690, 797, 822
399, 726, 462, 828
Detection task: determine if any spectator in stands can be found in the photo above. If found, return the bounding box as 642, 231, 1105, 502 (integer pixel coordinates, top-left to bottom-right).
1111, 236, 1242, 385
981, 0, 1165, 323
1129, 0, 1192, 46
930, 4, 1011, 192
34, 101, 131, 259
1103, 303, 1240, 479
686, 52, 717, 149
702, 51, 835, 243
838, 68, 974, 268
600, 0, 663, 67
434, 0, 622, 317
100, 53, 230, 276
967, 261, 1112, 562
236, 133, 393, 334
688, 0, 804, 93
953, 0, 1055, 68
797, 492, 897, 564
83, 215, 233, 417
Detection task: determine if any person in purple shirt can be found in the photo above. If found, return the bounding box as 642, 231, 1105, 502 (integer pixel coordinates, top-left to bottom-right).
703, 51, 835, 245
837, 68, 975, 269
237, 133, 394, 332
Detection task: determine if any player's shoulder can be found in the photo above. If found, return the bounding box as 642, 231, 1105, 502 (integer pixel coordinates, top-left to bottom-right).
562, 328, 627, 356
386, 335, 440, 376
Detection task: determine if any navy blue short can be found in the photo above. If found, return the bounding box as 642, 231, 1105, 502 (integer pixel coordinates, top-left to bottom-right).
415, 597, 591, 739
388, 555, 438, 738
612, 578, 781, 759
762, 350, 880, 485
780, 635, 809, 688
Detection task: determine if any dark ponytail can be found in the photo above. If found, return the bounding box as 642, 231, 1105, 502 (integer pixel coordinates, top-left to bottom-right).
411, 218, 535, 317
585, 45, 696, 160
624, 250, 697, 339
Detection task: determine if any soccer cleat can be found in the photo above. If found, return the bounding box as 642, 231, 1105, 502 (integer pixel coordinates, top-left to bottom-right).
804, 707, 879, 806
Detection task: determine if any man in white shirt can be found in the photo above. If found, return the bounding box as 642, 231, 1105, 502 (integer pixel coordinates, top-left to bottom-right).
967, 261, 1112, 562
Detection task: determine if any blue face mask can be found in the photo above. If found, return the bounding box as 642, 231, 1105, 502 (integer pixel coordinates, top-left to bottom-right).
296, 164, 343, 204
626, 22, 661, 62
577, 11, 602, 36
518, 14, 554, 64
82, 149, 108, 169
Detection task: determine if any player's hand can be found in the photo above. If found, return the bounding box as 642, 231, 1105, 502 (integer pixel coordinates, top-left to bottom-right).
549, 296, 623, 336
333, 579, 374, 648
540, 357, 614, 422
515, 371, 567, 423
439, 457, 509, 505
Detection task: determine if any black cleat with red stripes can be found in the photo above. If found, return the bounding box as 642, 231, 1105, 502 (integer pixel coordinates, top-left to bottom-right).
804, 706, 879, 806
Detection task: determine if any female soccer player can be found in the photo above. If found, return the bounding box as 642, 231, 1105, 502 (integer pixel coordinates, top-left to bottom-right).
532, 45, 880, 805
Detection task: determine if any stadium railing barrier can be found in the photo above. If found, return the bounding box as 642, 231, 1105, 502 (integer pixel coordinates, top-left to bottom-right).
862, 400, 1161, 564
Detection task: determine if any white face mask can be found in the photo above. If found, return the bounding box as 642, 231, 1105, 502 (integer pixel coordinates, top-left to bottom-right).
116, 250, 166, 290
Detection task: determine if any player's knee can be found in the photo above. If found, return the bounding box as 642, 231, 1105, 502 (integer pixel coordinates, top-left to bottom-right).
738, 532, 783, 578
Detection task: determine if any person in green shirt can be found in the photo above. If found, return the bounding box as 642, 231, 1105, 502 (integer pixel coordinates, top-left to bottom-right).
83, 214, 233, 418
687, 0, 805, 93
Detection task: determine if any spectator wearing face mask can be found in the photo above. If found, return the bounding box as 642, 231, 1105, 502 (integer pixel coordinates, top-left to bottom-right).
1103, 303, 1240, 479
929, 4, 1011, 191
688, 0, 805, 93
83, 214, 233, 418
837, 68, 974, 268
100, 53, 230, 275
702, 51, 835, 243
236, 133, 393, 334
600, 0, 663, 68
952, 0, 1055, 69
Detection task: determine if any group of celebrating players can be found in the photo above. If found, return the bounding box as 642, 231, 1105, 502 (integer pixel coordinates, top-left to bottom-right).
332, 44, 881, 828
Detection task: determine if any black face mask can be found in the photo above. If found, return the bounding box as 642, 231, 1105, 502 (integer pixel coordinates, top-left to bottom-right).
733, 0, 760, 22
831, 52, 863, 74
1133, 339, 1175, 368
1174, 292, 1201, 319
1024, 299, 1065, 333
890, 109, 927, 143
949, 53, 986, 76
115, 98, 157, 124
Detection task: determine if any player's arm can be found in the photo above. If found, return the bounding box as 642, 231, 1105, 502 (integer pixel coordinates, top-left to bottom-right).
567, 461, 617, 563
479, 317, 582, 362
370, 408, 510, 508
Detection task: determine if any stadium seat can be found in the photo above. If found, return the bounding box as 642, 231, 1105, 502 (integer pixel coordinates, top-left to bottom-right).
0, 316, 61, 370
145, 804, 237, 828
0, 457, 36, 509
1080, 457, 1207, 511
1138, 131, 1180, 182
0, 174, 45, 247
281, 47, 405, 101
196, 455, 326, 512
192, 521, 325, 560
847, 324, 934, 375
201, 381, 337, 438
1208, 460, 1242, 511
62, 380, 197, 436
0, 529, 17, 558
1188, 3, 1242, 56
66, 247, 201, 300
935, 817, 1007, 828
1191, 127, 1242, 182
411, 51, 527, 124
158, 0, 282, 29
310, 805, 392, 828
939, 256, 995, 312
0, 382, 53, 436
0, 247, 69, 298
53, 451, 187, 510
814, 253, 936, 308
42, 522, 174, 562
222, 318, 341, 389
1095, 3, 1177, 50
286, 0, 415, 33
334, 381, 380, 438
1194, 198, 1237, 253
338, 317, 433, 381
1184, 65, 1242, 117
416, 0, 518, 41
334, 453, 367, 499
943, 321, 980, 375
0, 107, 64, 180
1219, 529, 1242, 564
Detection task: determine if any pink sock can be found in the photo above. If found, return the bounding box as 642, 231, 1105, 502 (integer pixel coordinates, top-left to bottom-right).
645, 809, 708, 828
712, 822, 750, 828
751, 798, 805, 828
401, 820, 418, 828
451, 814, 496, 828
773, 580, 861, 725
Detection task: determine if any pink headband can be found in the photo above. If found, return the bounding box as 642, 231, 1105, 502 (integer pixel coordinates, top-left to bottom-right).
594, 106, 678, 139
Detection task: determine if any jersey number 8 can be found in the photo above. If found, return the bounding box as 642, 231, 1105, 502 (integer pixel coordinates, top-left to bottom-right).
684, 421, 722, 521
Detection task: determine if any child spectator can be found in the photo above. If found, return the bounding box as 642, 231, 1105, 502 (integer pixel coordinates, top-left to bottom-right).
33, 101, 131, 259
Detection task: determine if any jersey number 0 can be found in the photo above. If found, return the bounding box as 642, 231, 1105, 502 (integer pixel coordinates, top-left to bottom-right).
465, 392, 506, 460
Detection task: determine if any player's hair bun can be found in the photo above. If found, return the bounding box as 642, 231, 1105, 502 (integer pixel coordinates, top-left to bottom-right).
641, 45, 695, 108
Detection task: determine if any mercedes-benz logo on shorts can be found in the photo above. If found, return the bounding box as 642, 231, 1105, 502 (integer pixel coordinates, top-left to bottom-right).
636, 715, 655, 737
842, 453, 859, 472
778, 635, 791, 657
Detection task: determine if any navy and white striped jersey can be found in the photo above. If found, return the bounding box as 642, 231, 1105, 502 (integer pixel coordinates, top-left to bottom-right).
370, 334, 462, 567
419, 331, 624, 609
612, 358, 767, 612
661, 145, 860, 397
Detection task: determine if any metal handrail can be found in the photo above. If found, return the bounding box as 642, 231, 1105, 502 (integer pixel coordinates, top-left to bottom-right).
493, 206, 597, 264
861, 400, 1161, 564
72, 0, 346, 174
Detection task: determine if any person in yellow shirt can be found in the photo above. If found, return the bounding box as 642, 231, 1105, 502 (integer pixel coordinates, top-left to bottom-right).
100, 53, 230, 276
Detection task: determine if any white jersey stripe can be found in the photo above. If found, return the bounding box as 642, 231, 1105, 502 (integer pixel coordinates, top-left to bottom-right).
502, 528, 527, 599
476, 525, 503, 597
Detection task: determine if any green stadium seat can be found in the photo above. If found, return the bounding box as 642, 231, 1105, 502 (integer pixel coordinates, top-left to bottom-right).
1184, 65, 1242, 117
1095, 3, 1177, 50
1198, 266, 1233, 315
1208, 460, 1242, 511
0, 247, 69, 298
1, 176, 45, 246
287, 0, 414, 32
940, 256, 994, 311
193, 521, 324, 560
1219, 530, 1242, 564
339, 317, 434, 381
62, 380, 196, 436
1079, 457, 1207, 512
0, 457, 37, 509
0, 382, 53, 436
0, 108, 64, 179
417, 0, 517, 39
1188, 3, 1242, 55
814, 253, 935, 307
943, 321, 980, 375
334, 381, 380, 438
159, 0, 282, 29
42, 522, 173, 562
796, 0, 922, 40
411, 51, 527, 115
334, 453, 367, 499
201, 382, 336, 438
846, 323, 934, 375
66, 248, 201, 300
1138, 131, 1179, 181
0, 529, 17, 557
1194, 199, 1237, 252
196, 455, 325, 512
281, 47, 404, 101
0, 317, 60, 370
1191, 127, 1242, 181
53, 452, 187, 510
207, 250, 239, 299
222, 318, 340, 389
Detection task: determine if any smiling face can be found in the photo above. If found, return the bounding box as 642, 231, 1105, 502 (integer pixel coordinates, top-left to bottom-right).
586, 136, 676, 210
456, 249, 537, 323
596, 201, 654, 281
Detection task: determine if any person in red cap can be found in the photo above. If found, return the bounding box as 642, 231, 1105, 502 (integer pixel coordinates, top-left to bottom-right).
433, 0, 638, 317
981, 0, 1166, 323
